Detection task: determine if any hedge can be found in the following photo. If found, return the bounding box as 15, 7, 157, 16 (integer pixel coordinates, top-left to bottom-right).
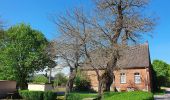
43, 91, 56, 100
19, 90, 56, 100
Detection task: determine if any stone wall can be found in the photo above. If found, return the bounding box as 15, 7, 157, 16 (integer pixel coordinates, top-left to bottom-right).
28, 83, 53, 91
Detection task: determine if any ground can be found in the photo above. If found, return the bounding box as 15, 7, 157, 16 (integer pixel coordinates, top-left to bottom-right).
154, 88, 170, 100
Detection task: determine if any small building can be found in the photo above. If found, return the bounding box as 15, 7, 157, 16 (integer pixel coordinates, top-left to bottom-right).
0, 80, 16, 98
82, 43, 152, 92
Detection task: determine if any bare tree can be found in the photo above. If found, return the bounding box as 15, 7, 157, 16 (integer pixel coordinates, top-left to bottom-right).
53, 9, 93, 99
45, 41, 57, 83
53, 0, 155, 99
83, 45, 112, 99
90, 0, 155, 93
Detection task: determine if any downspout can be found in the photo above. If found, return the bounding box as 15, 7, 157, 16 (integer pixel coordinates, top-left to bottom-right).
145, 42, 151, 91
145, 67, 149, 91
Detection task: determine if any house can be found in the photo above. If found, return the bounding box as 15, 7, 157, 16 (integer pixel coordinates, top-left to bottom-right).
82, 43, 152, 92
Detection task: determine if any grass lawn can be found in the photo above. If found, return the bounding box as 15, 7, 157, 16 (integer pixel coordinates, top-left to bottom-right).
104, 91, 153, 100
67, 92, 97, 100
67, 91, 153, 100
53, 87, 66, 92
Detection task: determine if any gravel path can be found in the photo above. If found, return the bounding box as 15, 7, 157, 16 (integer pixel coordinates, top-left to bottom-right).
154, 88, 170, 100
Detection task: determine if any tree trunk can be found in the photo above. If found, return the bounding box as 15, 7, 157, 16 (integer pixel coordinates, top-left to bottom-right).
65, 68, 76, 99
102, 0, 123, 92
103, 50, 118, 92
18, 81, 28, 90
103, 68, 113, 92
98, 77, 103, 100
48, 68, 52, 83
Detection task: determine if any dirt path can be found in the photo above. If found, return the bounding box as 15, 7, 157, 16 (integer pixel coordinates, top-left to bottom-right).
154, 88, 170, 100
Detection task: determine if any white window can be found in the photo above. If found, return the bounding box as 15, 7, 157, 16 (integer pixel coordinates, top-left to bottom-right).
134, 73, 141, 84
120, 73, 126, 83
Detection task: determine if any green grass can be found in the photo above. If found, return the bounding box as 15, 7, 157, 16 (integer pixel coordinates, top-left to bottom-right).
67, 92, 97, 100
104, 91, 153, 100
53, 87, 66, 92
67, 91, 153, 100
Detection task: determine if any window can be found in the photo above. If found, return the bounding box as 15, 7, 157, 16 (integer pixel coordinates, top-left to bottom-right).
120, 73, 126, 83
134, 73, 141, 84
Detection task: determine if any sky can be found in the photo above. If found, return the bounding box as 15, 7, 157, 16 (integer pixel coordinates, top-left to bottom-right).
0, 0, 170, 66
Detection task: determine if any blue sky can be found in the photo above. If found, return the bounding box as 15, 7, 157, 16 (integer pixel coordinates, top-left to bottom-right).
0, 0, 170, 64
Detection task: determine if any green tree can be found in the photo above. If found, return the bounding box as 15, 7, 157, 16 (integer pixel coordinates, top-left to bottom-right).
0, 23, 48, 89
33, 75, 48, 84
74, 71, 91, 92
152, 60, 169, 89
54, 72, 68, 87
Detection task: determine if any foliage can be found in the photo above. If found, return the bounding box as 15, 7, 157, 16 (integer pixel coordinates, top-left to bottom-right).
0, 65, 15, 80
103, 91, 153, 100
0, 23, 49, 89
153, 89, 166, 95
43, 91, 56, 100
152, 60, 170, 89
74, 71, 91, 92
32, 75, 48, 84
19, 90, 56, 100
19, 90, 43, 100
54, 72, 68, 86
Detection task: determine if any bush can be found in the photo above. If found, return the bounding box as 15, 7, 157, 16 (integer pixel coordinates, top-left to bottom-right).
32, 75, 48, 84
19, 90, 56, 100
74, 71, 91, 91
152, 60, 169, 90
54, 72, 68, 86
43, 91, 56, 100
19, 90, 43, 100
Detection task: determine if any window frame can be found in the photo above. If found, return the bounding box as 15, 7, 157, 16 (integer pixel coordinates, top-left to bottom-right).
134, 72, 141, 84
120, 73, 126, 84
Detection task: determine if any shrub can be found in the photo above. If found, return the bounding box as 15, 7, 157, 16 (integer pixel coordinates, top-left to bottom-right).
19, 90, 57, 100
32, 75, 48, 84
43, 91, 56, 100
19, 90, 43, 100
74, 71, 91, 91
67, 93, 81, 100
54, 72, 68, 86
152, 60, 169, 90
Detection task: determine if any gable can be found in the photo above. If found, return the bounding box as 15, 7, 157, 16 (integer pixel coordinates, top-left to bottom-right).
116, 43, 150, 69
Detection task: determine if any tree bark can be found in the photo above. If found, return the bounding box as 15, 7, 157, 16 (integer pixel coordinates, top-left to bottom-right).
103, 69, 113, 91
98, 77, 103, 100
65, 68, 76, 99
102, 50, 118, 92
48, 68, 52, 83
18, 79, 28, 90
